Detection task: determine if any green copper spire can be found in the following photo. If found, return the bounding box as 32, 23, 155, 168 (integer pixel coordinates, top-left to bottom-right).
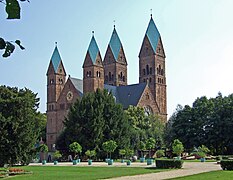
145, 16, 160, 53
109, 26, 122, 60
88, 32, 100, 63
51, 46, 62, 73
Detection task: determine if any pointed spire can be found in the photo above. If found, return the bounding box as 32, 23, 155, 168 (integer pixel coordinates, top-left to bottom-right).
109, 26, 122, 61
145, 16, 160, 53
51, 44, 62, 73
87, 32, 100, 63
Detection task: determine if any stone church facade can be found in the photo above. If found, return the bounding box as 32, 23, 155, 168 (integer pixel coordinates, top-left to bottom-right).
46, 16, 167, 151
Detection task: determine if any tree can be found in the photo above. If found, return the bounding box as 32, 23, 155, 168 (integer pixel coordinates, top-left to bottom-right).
69, 142, 82, 160
146, 138, 156, 158
138, 141, 146, 158
0, 0, 28, 57
102, 140, 117, 159
57, 89, 130, 158
166, 93, 233, 155
0, 85, 41, 166
85, 150, 96, 160
53, 150, 62, 161
119, 149, 126, 160
39, 144, 48, 161
172, 139, 184, 157
125, 106, 165, 150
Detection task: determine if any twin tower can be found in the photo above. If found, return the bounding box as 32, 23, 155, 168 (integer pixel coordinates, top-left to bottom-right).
46, 16, 167, 150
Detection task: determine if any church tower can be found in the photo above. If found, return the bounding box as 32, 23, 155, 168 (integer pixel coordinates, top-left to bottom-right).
103, 26, 127, 86
46, 45, 66, 150
139, 15, 167, 120
83, 33, 104, 93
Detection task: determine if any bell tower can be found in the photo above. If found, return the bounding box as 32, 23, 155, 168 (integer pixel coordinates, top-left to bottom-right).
83, 33, 104, 94
103, 26, 127, 86
46, 45, 66, 150
139, 15, 167, 120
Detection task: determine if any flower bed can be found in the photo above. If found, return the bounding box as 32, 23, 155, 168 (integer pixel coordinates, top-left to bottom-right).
0, 168, 32, 178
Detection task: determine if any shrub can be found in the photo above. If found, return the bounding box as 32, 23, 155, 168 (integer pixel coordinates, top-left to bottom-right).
155, 150, 165, 158
220, 160, 233, 170
156, 159, 183, 169
222, 156, 229, 160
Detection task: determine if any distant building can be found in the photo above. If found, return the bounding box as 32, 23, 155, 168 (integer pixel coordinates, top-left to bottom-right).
46, 16, 167, 151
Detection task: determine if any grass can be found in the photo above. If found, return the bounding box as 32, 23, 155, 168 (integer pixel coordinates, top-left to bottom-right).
10, 166, 166, 180
170, 170, 233, 179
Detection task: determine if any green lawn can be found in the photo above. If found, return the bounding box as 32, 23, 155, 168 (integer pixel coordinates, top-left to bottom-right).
170, 170, 233, 180
10, 166, 165, 180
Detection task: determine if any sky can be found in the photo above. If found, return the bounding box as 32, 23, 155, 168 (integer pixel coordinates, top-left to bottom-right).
1, 0, 233, 118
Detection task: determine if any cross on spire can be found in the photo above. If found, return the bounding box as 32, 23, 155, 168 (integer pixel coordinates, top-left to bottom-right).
150, 9, 153, 17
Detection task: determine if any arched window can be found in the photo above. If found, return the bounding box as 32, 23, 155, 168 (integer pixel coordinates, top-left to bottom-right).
161, 79, 164, 84
96, 71, 99, 77
150, 67, 152, 74
149, 77, 152, 83
109, 72, 111, 81
123, 76, 125, 82
120, 72, 123, 79
89, 71, 91, 77
157, 68, 159, 75
143, 69, 146, 75
144, 106, 153, 116
158, 65, 161, 75
112, 74, 114, 81
105, 75, 108, 82
146, 65, 149, 75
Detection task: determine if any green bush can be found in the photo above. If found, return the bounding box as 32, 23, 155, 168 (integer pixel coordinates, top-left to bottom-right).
222, 156, 229, 160
156, 159, 183, 169
220, 160, 233, 170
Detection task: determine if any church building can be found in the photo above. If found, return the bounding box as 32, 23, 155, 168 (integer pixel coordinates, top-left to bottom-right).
46, 16, 167, 151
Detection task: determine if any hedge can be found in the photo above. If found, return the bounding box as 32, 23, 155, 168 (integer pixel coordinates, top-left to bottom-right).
220, 160, 233, 170
156, 159, 183, 169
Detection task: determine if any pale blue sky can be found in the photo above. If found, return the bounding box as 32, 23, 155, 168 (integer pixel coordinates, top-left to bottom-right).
1, 0, 233, 117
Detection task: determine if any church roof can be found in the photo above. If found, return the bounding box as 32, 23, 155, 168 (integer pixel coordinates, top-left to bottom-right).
69, 77, 83, 96
51, 46, 62, 72
146, 17, 160, 53
104, 83, 147, 109
88, 35, 100, 63
109, 27, 122, 61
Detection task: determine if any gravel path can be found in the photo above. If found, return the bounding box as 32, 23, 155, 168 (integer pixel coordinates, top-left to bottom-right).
107, 162, 221, 180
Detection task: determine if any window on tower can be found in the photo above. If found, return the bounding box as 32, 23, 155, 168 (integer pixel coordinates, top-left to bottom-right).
143, 69, 146, 75
150, 67, 152, 74
146, 65, 149, 75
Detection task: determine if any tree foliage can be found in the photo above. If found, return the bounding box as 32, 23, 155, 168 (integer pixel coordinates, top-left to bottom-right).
166, 93, 233, 155
102, 140, 117, 158
172, 139, 184, 156
57, 89, 130, 158
0, 0, 28, 57
125, 106, 165, 150
0, 85, 41, 166
69, 142, 82, 159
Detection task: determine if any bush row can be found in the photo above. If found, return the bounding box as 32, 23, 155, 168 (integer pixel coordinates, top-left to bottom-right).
220, 160, 233, 170
156, 159, 183, 169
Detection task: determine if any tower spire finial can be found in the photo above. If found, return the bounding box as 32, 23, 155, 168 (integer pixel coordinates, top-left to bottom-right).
113, 20, 116, 28
150, 9, 153, 18
92, 31, 94, 37
55, 42, 57, 47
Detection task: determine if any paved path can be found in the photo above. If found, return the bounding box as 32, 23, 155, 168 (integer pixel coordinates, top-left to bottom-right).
107, 162, 221, 180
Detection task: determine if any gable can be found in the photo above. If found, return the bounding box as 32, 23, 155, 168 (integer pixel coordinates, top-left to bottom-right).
137, 85, 160, 114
